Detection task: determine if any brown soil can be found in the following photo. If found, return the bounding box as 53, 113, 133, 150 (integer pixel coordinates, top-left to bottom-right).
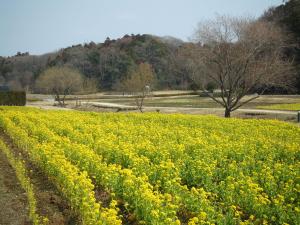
0, 130, 79, 225
0, 128, 141, 225
0, 149, 31, 225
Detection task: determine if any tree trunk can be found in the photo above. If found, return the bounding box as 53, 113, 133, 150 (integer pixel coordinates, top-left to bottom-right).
138, 99, 143, 113
139, 95, 145, 113
56, 94, 63, 107
62, 95, 66, 107
135, 96, 144, 113
224, 108, 231, 118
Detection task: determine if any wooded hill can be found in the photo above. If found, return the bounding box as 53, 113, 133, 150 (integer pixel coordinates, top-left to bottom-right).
0, 34, 189, 92
261, 0, 300, 92
1, 0, 300, 93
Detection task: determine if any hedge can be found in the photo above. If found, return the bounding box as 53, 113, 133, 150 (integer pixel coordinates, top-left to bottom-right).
0, 91, 26, 106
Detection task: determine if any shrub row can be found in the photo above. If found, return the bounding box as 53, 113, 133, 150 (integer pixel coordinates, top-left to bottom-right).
0, 91, 26, 106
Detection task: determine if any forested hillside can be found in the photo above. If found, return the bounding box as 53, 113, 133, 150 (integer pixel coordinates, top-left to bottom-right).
0, 34, 190, 92
0, 0, 299, 93
261, 0, 300, 92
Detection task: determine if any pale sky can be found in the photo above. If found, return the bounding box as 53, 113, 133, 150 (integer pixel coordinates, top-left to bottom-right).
0, 0, 283, 56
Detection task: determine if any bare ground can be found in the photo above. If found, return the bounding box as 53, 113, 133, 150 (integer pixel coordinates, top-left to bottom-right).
26, 101, 299, 122
73, 103, 298, 123
0, 129, 138, 225
0, 149, 30, 225
0, 130, 79, 225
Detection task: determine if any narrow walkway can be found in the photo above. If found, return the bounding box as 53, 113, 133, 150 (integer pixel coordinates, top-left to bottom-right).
0, 131, 79, 225
145, 106, 298, 115
0, 148, 30, 225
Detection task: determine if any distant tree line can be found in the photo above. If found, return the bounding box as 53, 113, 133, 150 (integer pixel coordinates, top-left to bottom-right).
0, 0, 299, 95
43, 34, 183, 91
0, 34, 187, 92
261, 0, 300, 93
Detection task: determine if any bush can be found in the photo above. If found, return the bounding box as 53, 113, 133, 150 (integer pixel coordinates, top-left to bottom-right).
0, 91, 26, 106
190, 82, 199, 91
205, 82, 217, 92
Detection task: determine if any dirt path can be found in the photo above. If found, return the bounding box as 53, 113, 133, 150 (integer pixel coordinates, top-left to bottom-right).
144, 106, 298, 115
26, 99, 298, 123
26, 103, 73, 111
0, 131, 79, 225
27, 101, 298, 115
0, 149, 30, 225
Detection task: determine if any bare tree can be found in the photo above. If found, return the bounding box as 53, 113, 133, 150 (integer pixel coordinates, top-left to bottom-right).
120, 63, 155, 112
82, 77, 99, 94
191, 15, 294, 117
174, 43, 204, 90
35, 66, 83, 106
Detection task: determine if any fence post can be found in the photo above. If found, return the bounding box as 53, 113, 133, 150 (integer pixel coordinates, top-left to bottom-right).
298, 111, 300, 123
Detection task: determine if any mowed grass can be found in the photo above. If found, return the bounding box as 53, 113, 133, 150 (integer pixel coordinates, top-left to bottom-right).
257, 103, 300, 111
90, 95, 300, 109
99, 96, 221, 108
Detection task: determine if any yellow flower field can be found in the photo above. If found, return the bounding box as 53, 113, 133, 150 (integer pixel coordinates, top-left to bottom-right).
0, 107, 299, 225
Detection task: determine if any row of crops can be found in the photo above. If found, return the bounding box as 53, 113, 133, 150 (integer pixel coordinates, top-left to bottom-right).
0, 107, 299, 225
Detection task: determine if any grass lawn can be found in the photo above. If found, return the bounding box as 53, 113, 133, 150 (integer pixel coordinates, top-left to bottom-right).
88, 95, 300, 109
257, 103, 300, 111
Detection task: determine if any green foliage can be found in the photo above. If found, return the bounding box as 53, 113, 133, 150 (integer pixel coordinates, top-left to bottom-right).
0, 34, 184, 91
262, 0, 300, 39
1, 27, 299, 93
1, 108, 299, 224
0, 91, 26, 106
261, 0, 300, 92
257, 103, 300, 111
0, 57, 12, 79
0, 140, 48, 225
205, 82, 217, 92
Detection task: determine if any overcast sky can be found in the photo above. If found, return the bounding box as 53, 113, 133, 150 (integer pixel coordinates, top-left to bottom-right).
0, 0, 283, 56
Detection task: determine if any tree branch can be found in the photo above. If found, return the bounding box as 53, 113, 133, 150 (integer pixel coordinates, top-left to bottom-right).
232, 94, 259, 111
206, 92, 226, 107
